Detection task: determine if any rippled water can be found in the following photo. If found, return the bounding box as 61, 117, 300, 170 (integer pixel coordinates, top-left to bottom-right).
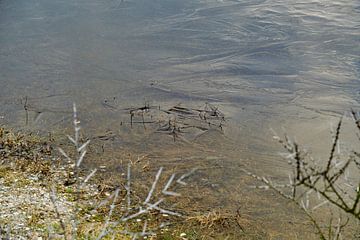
1, 0, 359, 169
1, 0, 359, 237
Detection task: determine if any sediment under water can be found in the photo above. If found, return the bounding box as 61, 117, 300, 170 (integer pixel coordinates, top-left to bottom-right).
0, 0, 359, 238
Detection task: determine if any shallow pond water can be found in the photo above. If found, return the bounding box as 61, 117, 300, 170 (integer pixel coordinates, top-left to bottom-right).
1, 0, 359, 237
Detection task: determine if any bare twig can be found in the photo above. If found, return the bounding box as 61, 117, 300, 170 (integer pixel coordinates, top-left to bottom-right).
49, 187, 68, 240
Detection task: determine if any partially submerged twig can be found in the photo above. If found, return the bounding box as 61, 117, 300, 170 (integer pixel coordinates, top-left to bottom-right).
52, 103, 197, 239
97, 166, 197, 239
23, 96, 28, 126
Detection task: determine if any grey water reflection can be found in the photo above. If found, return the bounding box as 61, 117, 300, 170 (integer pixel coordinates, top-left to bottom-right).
0, 0, 359, 236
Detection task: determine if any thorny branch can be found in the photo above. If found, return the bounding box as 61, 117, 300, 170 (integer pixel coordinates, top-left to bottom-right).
244, 112, 360, 239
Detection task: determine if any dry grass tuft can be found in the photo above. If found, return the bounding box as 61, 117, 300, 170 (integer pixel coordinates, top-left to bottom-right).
0, 127, 52, 161
187, 209, 249, 232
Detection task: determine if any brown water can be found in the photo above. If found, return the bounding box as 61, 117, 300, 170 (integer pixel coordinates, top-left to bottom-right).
1, 0, 359, 238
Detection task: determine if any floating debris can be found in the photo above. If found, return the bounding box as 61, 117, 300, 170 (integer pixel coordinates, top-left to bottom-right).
121, 102, 226, 142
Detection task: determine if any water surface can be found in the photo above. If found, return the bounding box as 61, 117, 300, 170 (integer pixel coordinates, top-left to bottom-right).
1, 0, 359, 237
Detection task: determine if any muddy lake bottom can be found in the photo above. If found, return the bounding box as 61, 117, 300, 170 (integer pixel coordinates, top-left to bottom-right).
1, 0, 360, 238
2, 98, 359, 239
63, 103, 360, 239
